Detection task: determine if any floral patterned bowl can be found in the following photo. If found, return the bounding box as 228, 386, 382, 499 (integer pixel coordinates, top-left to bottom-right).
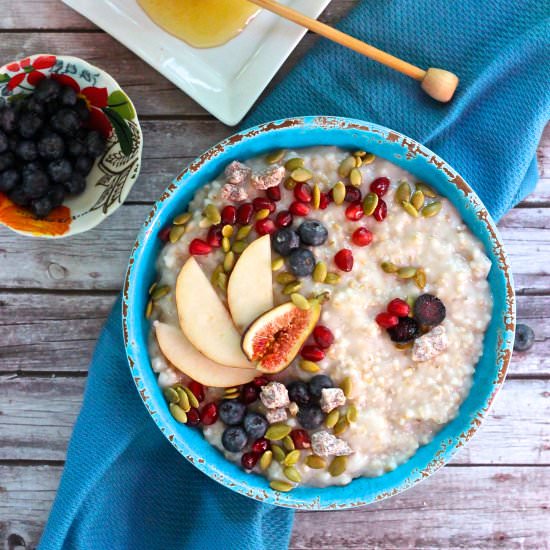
0, 54, 142, 238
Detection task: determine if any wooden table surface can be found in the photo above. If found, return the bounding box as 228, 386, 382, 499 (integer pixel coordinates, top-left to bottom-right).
0, 2, 549, 549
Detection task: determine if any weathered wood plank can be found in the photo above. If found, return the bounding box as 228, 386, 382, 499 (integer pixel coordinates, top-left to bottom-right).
0, 464, 548, 549
0, 376, 547, 463
1, 293, 547, 376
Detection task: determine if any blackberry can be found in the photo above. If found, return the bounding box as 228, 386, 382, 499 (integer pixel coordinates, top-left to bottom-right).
37, 133, 65, 160
86, 131, 106, 157
50, 108, 80, 136
15, 140, 38, 162
0, 152, 15, 172
34, 77, 61, 103
64, 172, 87, 195
0, 107, 17, 133
297, 404, 325, 429
74, 155, 94, 176
297, 220, 328, 246
22, 168, 50, 199
0, 130, 8, 154
272, 227, 300, 256
59, 86, 78, 107
413, 294, 446, 327
221, 426, 248, 452
243, 412, 268, 440
218, 399, 246, 426
308, 375, 334, 399
287, 380, 310, 406
288, 247, 315, 277
17, 111, 43, 139
31, 195, 54, 218
514, 324, 535, 352
0, 169, 19, 193
47, 159, 73, 184
387, 317, 420, 343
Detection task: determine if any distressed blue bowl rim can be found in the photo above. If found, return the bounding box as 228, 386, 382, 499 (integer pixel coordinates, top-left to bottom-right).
123, 116, 515, 510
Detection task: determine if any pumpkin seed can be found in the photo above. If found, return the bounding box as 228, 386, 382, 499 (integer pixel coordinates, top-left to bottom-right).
283, 450, 301, 466
411, 190, 425, 210
414, 268, 427, 289
151, 285, 170, 301
305, 455, 326, 469
265, 423, 292, 441
338, 156, 356, 178
283, 281, 302, 295
354, 156, 362, 168
270, 480, 294, 492
216, 272, 228, 291
204, 204, 221, 225
222, 224, 234, 238
284, 466, 302, 483
325, 272, 341, 285
299, 360, 320, 373
422, 201, 442, 217
291, 167, 313, 182
223, 392, 240, 400
291, 293, 310, 310
284, 177, 297, 190
406, 295, 416, 310
333, 417, 349, 435
169, 224, 186, 243
176, 387, 191, 412
255, 208, 271, 220
183, 386, 199, 409
211, 264, 223, 285
416, 182, 437, 198
353, 150, 366, 158
148, 282, 157, 295
381, 261, 398, 273
260, 450, 273, 471
397, 266, 417, 279
362, 152, 375, 165
163, 387, 179, 404
271, 257, 284, 271
401, 200, 419, 218
332, 181, 346, 205
266, 149, 285, 164
232, 240, 248, 254
395, 181, 412, 204
276, 272, 296, 284
349, 167, 362, 187
346, 404, 358, 423
223, 251, 235, 272
236, 224, 252, 240
285, 157, 304, 171
222, 237, 231, 252
224, 387, 239, 396
282, 435, 295, 452
340, 376, 352, 397
363, 192, 379, 216
312, 183, 321, 209
145, 299, 153, 319
271, 444, 286, 463
325, 409, 340, 428
173, 212, 192, 226
313, 261, 328, 283
395, 341, 413, 350
329, 456, 347, 477
169, 402, 188, 424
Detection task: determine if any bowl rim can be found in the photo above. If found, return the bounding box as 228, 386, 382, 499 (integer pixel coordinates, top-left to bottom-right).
0, 53, 143, 239
122, 115, 515, 509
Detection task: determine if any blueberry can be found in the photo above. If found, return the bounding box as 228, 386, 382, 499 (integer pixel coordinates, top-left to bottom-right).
34, 77, 61, 103
67, 139, 86, 157
45, 99, 62, 116
31, 195, 54, 218
47, 159, 73, 183
9, 186, 30, 206
8, 135, 18, 152
272, 227, 300, 256
514, 323, 535, 352
50, 108, 80, 136
86, 131, 106, 157
287, 380, 310, 406
218, 399, 247, 426
17, 111, 43, 139
22, 168, 50, 199
38, 133, 65, 160
74, 99, 90, 121
64, 172, 87, 195
308, 375, 334, 399
25, 96, 45, 116
297, 220, 328, 246
74, 155, 94, 176
413, 294, 446, 327
288, 247, 315, 277
243, 412, 268, 440
387, 317, 420, 343
15, 140, 38, 162
297, 404, 325, 429
0, 130, 8, 154
59, 86, 78, 107
0, 169, 19, 193
221, 426, 248, 452
0, 152, 15, 172
0, 107, 17, 133
48, 185, 66, 208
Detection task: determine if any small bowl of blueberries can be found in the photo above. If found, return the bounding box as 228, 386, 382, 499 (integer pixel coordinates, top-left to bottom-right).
0, 54, 142, 238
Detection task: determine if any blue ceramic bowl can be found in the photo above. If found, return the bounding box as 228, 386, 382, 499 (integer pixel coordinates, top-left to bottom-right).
123, 116, 515, 509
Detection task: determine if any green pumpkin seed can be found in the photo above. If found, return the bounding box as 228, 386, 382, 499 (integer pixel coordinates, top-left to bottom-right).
395, 181, 412, 203
313, 261, 328, 283
325, 409, 340, 428
312, 183, 321, 209
411, 190, 425, 211
406, 295, 416, 309
283, 281, 302, 295
305, 455, 326, 469
340, 376, 352, 398
145, 299, 153, 319
266, 149, 285, 164
349, 167, 362, 187
285, 157, 304, 171
204, 204, 221, 225
183, 386, 199, 409
291, 293, 310, 310
338, 156, 356, 178
211, 265, 223, 286
416, 182, 437, 198
422, 201, 442, 218
270, 480, 294, 492
284, 466, 302, 483
216, 271, 228, 291
232, 241, 248, 254
169, 402, 188, 424
362, 192, 379, 216
271, 444, 286, 462
255, 208, 271, 221
236, 224, 252, 240
381, 261, 398, 273
414, 268, 427, 289
397, 266, 417, 279
223, 251, 235, 272
291, 167, 313, 182
173, 212, 192, 226
260, 450, 273, 470
332, 181, 346, 205
265, 423, 292, 441
325, 272, 341, 285
176, 387, 191, 412
222, 237, 231, 252
169, 224, 186, 243
363, 152, 375, 165
271, 257, 284, 271
282, 435, 295, 452
284, 177, 297, 190
222, 224, 233, 238
276, 272, 296, 284
329, 456, 347, 477
346, 404, 358, 423
151, 285, 170, 301
299, 360, 320, 373
163, 387, 179, 404
148, 282, 157, 295
401, 200, 419, 218
333, 417, 349, 435
283, 450, 301, 466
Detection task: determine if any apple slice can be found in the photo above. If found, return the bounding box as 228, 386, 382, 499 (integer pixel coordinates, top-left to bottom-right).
176, 256, 254, 369
227, 234, 274, 331
155, 322, 257, 387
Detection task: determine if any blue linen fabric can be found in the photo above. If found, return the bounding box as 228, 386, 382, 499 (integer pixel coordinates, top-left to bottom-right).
40, 1, 548, 549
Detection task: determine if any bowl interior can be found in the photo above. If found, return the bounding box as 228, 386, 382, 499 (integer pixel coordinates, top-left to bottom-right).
124, 116, 514, 509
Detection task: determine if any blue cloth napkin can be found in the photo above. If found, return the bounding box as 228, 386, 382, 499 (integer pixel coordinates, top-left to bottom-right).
40, 2, 549, 549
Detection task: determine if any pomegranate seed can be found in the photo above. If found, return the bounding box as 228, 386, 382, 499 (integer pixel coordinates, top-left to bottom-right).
373, 199, 387, 222
334, 249, 353, 272
370, 177, 391, 197
221, 205, 237, 225
313, 325, 334, 349
188, 381, 205, 402
290, 429, 311, 449
345, 202, 364, 221
158, 226, 171, 242
207, 225, 223, 248
387, 298, 410, 317
252, 438, 269, 453
319, 192, 330, 209
240, 383, 259, 404
375, 312, 399, 329
301, 345, 325, 362
294, 182, 312, 203
236, 203, 254, 225
256, 218, 276, 235
189, 238, 212, 255
352, 227, 374, 247
266, 185, 282, 201
253, 197, 276, 213
345, 185, 362, 203
200, 402, 218, 425
186, 407, 201, 427
290, 201, 310, 216
275, 210, 293, 228
241, 451, 260, 470
253, 376, 269, 387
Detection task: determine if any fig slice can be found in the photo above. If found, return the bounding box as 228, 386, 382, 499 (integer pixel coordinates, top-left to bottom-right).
242, 299, 321, 373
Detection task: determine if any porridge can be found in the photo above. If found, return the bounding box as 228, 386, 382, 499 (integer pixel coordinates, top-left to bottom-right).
146, 146, 493, 491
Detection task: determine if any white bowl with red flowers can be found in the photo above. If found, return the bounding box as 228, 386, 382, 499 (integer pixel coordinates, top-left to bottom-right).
0, 54, 142, 238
